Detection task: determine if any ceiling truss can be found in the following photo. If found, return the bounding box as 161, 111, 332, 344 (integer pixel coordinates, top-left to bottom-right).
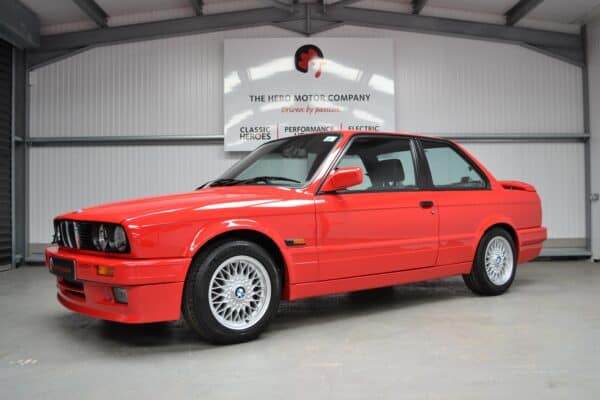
0, 0, 40, 48
23, 1, 584, 70
72, 0, 109, 29
190, 0, 204, 16
505, 0, 545, 26
411, 0, 429, 15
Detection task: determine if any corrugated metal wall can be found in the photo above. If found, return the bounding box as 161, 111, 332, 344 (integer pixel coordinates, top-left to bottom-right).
29, 26, 583, 138
28, 25, 586, 245
588, 21, 600, 260
464, 142, 585, 240
0, 39, 12, 266
29, 144, 240, 239
30, 26, 298, 138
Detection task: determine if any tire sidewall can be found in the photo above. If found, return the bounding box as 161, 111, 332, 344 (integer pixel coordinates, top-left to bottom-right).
475, 229, 517, 294
188, 240, 281, 343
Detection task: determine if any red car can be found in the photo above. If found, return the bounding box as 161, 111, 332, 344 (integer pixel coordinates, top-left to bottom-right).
46, 131, 546, 343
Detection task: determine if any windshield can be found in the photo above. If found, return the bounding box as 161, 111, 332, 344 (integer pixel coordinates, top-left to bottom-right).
216, 133, 341, 187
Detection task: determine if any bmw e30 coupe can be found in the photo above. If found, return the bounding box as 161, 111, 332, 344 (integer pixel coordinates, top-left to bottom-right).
46, 131, 547, 343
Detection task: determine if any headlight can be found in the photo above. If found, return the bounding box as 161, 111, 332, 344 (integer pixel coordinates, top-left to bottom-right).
92, 224, 129, 253
111, 226, 128, 252
96, 224, 109, 251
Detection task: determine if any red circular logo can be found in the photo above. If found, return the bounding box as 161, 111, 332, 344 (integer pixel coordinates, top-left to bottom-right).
295, 44, 324, 78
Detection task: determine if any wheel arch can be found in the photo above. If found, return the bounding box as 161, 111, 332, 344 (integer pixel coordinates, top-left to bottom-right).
185, 223, 292, 299
475, 220, 519, 261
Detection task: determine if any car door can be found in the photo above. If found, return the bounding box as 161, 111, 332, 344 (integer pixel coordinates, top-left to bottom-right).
315, 135, 439, 281
418, 139, 494, 266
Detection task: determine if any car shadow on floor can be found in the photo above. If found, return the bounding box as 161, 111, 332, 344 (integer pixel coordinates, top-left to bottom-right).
271, 277, 472, 333
50, 276, 535, 353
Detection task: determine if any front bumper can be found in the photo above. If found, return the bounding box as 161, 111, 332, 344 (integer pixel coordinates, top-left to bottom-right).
45, 246, 191, 323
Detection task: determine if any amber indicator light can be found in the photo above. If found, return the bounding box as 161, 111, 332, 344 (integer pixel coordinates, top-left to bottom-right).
96, 265, 115, 277
284, 238, 306, 246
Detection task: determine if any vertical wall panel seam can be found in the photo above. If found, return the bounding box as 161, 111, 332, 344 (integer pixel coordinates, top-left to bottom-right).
10, 46, 15, 268
582, 25, 592, 253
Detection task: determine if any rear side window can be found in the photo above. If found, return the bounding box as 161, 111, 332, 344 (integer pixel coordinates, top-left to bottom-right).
421, 140, 487, 190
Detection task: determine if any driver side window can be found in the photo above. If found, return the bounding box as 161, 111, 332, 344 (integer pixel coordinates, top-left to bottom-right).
336, 137, 418, 192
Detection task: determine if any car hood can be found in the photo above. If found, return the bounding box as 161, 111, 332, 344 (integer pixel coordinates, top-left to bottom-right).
57, 186, 309, 224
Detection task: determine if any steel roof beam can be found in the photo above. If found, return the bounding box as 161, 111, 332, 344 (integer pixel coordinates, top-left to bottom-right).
28, 4, 583, 68
261, 0, 294, 12
411, 0, 429, 15
0, 0, 40, 48
321, 5, 582, 65
328, 0, 364, 7
72, 0, 109, 29
35, 7, 292, 52
321, 5, 579, 50
505, 0, 544, 26
190, 0, 203, 16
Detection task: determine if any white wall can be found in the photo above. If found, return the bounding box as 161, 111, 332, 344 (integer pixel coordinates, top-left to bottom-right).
28, 25, 586, 244
30, 26, 584, 138
464, 142, 586, 241
588, 21, 600, 260
29, 144, 241, 243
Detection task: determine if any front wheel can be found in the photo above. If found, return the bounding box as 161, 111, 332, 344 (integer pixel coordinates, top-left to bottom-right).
183, 240, 281, 344
463, 228, 517, 296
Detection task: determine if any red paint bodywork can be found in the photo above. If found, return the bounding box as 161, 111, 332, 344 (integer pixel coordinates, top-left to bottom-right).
321, 166, 363, 192
46, 131, 547, 323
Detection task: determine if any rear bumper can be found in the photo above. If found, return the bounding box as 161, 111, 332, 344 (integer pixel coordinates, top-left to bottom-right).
517, 226, 547, 264
46, 246, 190, 323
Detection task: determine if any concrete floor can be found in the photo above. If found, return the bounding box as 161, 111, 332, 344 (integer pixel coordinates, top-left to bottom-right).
1, 261, 599, 399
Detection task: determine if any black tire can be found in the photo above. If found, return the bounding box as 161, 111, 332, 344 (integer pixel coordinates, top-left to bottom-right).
463, 227, 517, 296
183, 240, 281, 344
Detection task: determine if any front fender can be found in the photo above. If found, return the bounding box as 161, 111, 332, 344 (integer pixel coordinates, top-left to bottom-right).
185, 219, 287, 257
184, 218, 310, 290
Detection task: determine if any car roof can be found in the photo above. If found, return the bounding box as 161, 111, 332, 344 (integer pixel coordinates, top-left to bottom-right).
329, 130, 447, 141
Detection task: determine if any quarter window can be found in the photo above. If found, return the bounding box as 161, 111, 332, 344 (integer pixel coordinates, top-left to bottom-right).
335, 137, 418, 192
421, 140, 487, 189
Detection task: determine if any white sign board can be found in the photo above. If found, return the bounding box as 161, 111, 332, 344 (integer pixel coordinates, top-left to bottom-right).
223, 38, 395, 151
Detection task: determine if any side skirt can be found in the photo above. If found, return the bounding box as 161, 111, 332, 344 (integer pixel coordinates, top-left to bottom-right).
287, 262, 472, 301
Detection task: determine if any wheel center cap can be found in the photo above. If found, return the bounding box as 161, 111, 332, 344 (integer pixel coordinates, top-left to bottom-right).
235, 286, 246, 299
495, 256, 502, 265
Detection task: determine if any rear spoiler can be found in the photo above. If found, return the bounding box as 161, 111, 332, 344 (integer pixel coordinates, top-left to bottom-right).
498, 180, 536, 192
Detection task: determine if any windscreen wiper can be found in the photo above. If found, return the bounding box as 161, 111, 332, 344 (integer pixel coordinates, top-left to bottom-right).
195, 178, 241, 190
236, 176, 301, 185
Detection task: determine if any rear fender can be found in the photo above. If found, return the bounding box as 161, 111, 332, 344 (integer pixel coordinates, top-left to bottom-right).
471, 216, 519, 266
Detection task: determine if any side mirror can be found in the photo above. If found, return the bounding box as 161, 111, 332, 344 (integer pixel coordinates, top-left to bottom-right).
321, 167, 363, 192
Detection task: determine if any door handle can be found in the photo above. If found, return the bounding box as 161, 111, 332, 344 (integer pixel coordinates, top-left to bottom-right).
420, 200, 434, 209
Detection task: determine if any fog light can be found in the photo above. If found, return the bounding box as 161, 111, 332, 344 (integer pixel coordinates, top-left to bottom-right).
96, 265, 114, 277
112, 287, 128, 304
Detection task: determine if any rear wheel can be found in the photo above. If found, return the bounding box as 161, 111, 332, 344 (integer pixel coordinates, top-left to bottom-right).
463, 228, 516, 296
183, 240, 281, 344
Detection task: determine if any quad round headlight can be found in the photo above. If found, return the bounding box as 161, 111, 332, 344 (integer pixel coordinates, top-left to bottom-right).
92, 224, 129, 253
111, 226, 128, 252
96, 224, 109, 251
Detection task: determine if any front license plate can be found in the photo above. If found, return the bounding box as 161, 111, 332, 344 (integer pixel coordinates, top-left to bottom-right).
49, 257, 76, 280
